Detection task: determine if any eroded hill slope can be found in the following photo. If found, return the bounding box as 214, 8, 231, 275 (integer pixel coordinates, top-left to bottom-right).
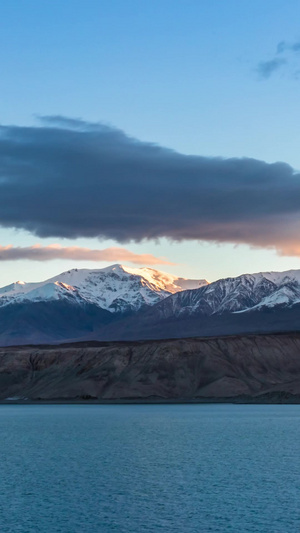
1, 333, 300, 401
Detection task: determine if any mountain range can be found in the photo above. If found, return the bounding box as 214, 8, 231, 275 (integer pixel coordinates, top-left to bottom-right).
1, 264, 300, 345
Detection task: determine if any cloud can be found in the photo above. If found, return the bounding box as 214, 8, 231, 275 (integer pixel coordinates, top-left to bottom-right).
292, 42, 300, 52
256, 57, 286, 79
277, 40, 300, 54
257, 40, 300, 79
0, 244, 173, 266
276, 41, 287, 54
0, 116, 300, 256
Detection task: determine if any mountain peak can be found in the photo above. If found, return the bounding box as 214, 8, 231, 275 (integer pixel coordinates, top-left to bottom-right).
0, 264, 207, 313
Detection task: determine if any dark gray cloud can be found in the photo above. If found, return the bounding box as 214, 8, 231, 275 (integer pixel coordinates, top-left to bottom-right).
0, 117, 300, 256
256, 58, 286, 79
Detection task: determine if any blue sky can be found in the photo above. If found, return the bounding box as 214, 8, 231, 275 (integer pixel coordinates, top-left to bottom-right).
1, 0, 300, 285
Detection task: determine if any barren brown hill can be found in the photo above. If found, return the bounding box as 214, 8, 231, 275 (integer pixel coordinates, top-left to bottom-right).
1, 333, 300, 402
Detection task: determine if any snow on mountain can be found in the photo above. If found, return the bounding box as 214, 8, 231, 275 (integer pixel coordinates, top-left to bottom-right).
155, 269, 300, 318
2, 265, 300, 319
0, 264, 208, 313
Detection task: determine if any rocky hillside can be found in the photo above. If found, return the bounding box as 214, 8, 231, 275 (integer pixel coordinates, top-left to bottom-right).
1, 333, 300, 401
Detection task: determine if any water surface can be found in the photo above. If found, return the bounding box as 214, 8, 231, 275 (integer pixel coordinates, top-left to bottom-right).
0, 404, 299, 532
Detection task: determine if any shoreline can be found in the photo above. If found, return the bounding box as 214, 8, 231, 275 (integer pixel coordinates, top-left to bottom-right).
1, 394, 300, 405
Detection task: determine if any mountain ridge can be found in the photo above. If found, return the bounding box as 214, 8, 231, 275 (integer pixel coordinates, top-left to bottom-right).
1, 265, 300, 345
153, 269, 300, 318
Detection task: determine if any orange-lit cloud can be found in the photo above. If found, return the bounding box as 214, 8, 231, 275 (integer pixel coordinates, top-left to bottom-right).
277, 244, 300, 257
0, 244, 174, 266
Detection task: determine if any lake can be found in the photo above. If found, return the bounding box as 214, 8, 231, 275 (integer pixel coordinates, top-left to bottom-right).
0, 404, 299, 532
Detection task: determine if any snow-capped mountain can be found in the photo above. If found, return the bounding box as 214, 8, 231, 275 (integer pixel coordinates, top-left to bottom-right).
154, 270, 300, 318
0, 264, 208, 313
1, 266, 300, 346
1, 266, 300, 317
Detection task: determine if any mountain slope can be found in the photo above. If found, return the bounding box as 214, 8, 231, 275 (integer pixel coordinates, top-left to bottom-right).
0, 300, 115, 346
151, 270, 300, 318
95, 269, 300, 341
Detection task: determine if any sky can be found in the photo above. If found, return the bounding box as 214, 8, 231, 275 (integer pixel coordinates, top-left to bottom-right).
1, 0, 300, 285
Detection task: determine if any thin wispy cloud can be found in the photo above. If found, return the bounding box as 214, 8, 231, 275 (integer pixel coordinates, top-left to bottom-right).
0, 117, 300, 257
257, 39, 300, 79
257, 58, 286, 79
276, 41, 287, 54
0, 244, 173, 266
276, 40, 300, 54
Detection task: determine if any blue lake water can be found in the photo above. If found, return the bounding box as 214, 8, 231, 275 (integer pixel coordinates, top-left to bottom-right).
0, 404, 299, 532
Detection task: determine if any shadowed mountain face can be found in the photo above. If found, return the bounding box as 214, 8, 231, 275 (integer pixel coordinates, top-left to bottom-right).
103, 303, 300, 341
0, 301, 115, 346
2, 300, 300, 347
1, 334, 300, 401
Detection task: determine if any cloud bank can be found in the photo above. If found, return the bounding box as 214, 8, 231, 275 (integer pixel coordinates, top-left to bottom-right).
0, 116, 300, 256
0, 244, 173, 266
